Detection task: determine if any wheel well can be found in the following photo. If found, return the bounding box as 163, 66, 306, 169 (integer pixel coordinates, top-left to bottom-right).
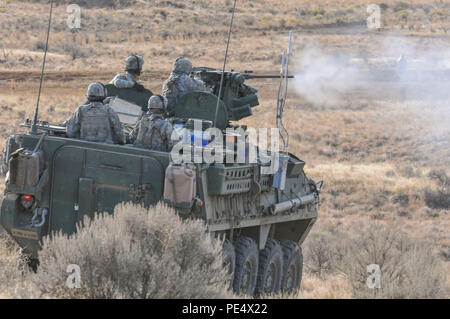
222, 218, 316, 250
272, 218, 316, 245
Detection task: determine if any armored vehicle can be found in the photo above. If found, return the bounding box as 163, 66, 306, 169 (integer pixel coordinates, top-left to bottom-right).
0, 66, 321, 296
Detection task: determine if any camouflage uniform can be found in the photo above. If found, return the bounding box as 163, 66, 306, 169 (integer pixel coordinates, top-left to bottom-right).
66, 82, 125, 145
110, 72, 138, 89
162, 57, 208, 114
130, 95, 174, 152
110, 55, 144, 89
66, 102, 125, 144
132, 114, 174, 152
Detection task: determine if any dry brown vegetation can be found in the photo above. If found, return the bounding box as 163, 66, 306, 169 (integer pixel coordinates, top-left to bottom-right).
0, 204, 232, 299
302, 223, 448, 298
0, 233, 39, 298
0, 0, 449, 298
34, 203, 232, 299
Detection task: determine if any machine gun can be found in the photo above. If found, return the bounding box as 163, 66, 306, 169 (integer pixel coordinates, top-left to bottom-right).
242, 71, 295, 80
192, 67, 294, 122
21, 119, 66, 136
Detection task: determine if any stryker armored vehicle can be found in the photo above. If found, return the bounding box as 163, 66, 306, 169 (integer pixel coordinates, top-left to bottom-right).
0, 66, 321, 296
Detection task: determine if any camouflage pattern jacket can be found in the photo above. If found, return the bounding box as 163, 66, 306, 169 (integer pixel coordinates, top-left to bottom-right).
130, 114, 174, 152
162, 72, 209, 114
110, 72, 137, 89
66, 102, 125, 144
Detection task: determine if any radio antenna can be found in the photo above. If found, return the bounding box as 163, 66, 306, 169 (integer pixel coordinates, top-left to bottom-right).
31, 0, 54, 135
276, 31, 293, 154
213, 0, 237, 127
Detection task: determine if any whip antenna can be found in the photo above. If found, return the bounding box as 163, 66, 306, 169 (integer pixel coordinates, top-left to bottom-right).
276, 31, 293, 154
213, 0, 238, 126
31, 0, 54, 135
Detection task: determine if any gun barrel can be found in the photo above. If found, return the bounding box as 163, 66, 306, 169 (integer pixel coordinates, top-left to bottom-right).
244, 74, 295, 79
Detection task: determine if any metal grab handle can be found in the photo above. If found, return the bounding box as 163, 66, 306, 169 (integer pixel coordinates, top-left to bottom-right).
31, 208, 48, 228
99, 163, 123, 170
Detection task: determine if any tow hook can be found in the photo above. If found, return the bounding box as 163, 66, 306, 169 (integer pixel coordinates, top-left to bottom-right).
308, 179, 323, 194
31, 208, 48, 228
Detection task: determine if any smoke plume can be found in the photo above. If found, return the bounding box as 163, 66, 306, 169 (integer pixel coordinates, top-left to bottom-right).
292, 38, 450, 105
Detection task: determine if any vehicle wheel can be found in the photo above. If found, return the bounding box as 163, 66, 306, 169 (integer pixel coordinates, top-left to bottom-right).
280, 240, 303, 294
222, 239, 235, 289
256, 238, 283, 296
27, 258, 40, 273
233, 236, 258, 296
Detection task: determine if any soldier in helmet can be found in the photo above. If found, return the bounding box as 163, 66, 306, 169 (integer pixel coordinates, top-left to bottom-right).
162, 57, 209, 115
110, 55, 145, 91
66, 82, 125, 145
129, 95, 174, 152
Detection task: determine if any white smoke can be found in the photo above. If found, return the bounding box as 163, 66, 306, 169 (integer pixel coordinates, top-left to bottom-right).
290, 37, 450, 164
291, 38, 450, 105
292, 46, 364, 105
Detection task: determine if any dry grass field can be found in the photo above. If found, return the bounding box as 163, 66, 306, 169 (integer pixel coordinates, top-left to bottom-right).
0, 0, 449, 298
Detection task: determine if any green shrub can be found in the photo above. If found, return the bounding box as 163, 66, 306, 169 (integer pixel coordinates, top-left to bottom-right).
338, 224, 448, 298
303, 226, 347, 278
393, 2, 410, 12
0, 233, 38, 298
54, 41, 90, 60
309, 8, 326, 16
424, 169, 450, 209
34, 203, 231, 299
304, 223, 448, 298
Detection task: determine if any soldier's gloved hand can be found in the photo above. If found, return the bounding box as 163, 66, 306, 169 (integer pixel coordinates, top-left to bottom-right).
103, 96, 113, 105
134, 83, 145, 91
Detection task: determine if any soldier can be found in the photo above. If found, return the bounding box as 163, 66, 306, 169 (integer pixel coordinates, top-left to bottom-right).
110, 55, 145, 91
66, 82, 125, 145
162, 57, 208, 114
130, 95, 174, 152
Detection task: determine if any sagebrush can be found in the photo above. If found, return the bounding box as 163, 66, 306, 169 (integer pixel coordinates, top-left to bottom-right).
340, 224, 447, 298
303, 223, 448, 298
424, 169, 450, 209
33, 203, 232, 299
0, 233, 38, 298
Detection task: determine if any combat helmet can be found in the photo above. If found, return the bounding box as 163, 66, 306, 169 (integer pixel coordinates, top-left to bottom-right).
125, 55, 144, 75
148, 95, 167, 114
86, 82, 107, 102
173, 57, 193, 74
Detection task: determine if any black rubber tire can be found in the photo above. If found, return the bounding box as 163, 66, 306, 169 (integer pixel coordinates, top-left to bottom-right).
27, 258, 40, 273
222, 239, 236, 289
256, 238, 284, 296
233, 236, 259, 296
280, 240, 303, 294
